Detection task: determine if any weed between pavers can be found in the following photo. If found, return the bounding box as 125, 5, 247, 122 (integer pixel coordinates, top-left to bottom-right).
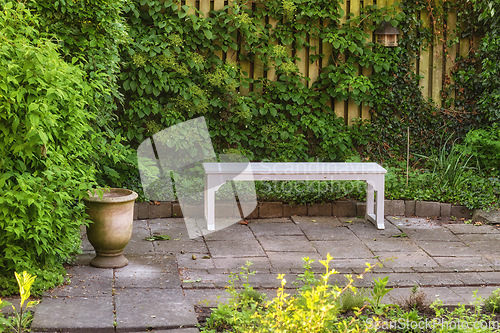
197, 256, 500, 332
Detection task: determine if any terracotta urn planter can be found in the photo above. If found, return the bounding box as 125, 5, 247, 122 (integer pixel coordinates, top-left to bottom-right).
84, 188, 138, 268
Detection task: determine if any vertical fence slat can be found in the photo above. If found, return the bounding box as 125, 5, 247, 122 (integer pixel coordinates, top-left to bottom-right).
432, 39, 444, 107
267, 18, 279, 82
199, 0, 210, 18
419, 10, 431, 100
185, 0, 196, 15
213, 0, 225, 62
321, 18, 333, 111
308, 33, 320, 88
361, 0, 373, 121
296, 30, 309, 86
334, 0, 348, 121
445, 11, 458, 103
347, 0, 361, 124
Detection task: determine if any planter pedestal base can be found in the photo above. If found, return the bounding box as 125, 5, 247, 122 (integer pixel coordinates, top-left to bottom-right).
90, 253, 128, 268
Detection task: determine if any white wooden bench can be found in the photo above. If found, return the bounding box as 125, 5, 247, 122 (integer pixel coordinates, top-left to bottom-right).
203, 162, 387, 230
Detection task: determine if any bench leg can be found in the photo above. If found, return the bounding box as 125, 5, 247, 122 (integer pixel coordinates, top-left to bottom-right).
206, 187, 216, 230
375, 183, 385, 230
366, 178, 385, 230
366, 183, 375, 218
205, 175, 225, 231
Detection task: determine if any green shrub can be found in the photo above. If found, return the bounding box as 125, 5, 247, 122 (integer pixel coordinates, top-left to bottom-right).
0, 2, 96, 295
459, 125, 500, 173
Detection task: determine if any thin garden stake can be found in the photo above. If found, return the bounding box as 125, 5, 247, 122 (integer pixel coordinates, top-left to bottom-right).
406, 127, 410, 186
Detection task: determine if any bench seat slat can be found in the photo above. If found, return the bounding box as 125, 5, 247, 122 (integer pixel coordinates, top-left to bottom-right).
204, 162, 386, 175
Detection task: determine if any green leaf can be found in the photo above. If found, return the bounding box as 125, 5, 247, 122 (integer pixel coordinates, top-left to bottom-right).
203, 30, 213, 40
144, 234, 171, 241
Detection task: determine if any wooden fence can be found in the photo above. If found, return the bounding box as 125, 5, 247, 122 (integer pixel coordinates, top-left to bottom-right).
182, 0, 476, 124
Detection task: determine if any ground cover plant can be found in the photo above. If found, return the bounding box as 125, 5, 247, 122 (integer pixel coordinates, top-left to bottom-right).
200, 257, 500, 332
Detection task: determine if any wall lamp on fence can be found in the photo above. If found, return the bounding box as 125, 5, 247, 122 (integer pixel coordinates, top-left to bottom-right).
374, 21, 400, 47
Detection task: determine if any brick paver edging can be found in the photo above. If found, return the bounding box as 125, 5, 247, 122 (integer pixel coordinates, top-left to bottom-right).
134, 200, 473, 220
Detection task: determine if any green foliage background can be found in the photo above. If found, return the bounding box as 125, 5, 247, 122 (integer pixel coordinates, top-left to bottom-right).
0, 2, 97, 294
0, 0, 498, 295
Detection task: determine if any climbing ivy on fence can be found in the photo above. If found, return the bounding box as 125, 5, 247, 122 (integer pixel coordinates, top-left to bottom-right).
118, 0, 406, 162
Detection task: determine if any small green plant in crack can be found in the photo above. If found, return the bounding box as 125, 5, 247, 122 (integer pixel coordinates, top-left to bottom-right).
392, 232, 408, 238
484, 288, 500, 314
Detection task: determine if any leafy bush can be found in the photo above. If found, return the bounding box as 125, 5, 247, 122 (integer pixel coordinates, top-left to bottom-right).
0, 2, 96, 295
459, 125, 500, 173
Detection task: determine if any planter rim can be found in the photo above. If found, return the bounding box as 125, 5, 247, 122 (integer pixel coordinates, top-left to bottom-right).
84, 188, 138, 204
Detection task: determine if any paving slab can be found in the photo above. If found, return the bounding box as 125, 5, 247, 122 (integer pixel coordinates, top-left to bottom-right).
473, 209, 500, 224
259, 235, 318, 252
203, 224, 256, 240
483, 254, 500, 267
416, 272, 468, 287
387, 287, 466, 305
292, 216, 343, 226
478, 271, 500, 284
249, 221, 304, 236
115, 289, 197, 332
312, 240, 374, 259
446, 223, 500, 234
416, 241, 480, 257
114, 262, 181, 290
148, 218, 194, 241
330, 258, 382, 274
177, 254, 217, 270
451, 286, 500, 303
363, 238, 421, 252
267, 251, 324, 273
31, 296, 115, 333
205, 239, 266, 258
125, 220, 155, 255
183, 289, 231, 307
43, 265, 113, 297
374, 251, 439, 269
348, 222, 402, 239
211, 256, 272, 272
154, 239, 209, 254
299, 224, 356, 241
402, 228, 461, 242
465, 240, 500, 253
432, 256, 494, 271
456, 233, 500, 242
